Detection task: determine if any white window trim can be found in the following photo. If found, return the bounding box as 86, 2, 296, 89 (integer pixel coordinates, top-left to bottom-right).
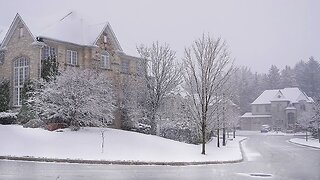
67, 50, 77, 65
13, 57, 29, 106
101, 53, 110, 69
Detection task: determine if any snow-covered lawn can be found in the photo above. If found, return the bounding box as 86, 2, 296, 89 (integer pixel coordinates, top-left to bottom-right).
0, 125, 246, 163
289, 138, 320, 149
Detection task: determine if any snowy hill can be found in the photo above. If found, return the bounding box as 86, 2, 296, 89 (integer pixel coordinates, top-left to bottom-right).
0, 125, 245, 163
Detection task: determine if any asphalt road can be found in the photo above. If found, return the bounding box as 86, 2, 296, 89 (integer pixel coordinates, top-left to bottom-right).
0, 132, 319, 180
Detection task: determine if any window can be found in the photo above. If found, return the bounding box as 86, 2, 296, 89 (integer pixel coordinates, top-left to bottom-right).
255, 105, 259, 113
0, 51, 4, 64
19, 27, 24, 38
42, 46, 56, 60
67, 50, 77, 65
103, 35, 107, 43
300, 104, 306, 111
101, 53, 110, 69
136, 61, 145, 75
266, 105, 271, 113
13, 57, 29, 106
121, 59, 130, 73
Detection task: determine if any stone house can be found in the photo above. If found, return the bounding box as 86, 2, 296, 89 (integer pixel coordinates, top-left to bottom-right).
0, 12, 143, 128
240, 87, 314, 131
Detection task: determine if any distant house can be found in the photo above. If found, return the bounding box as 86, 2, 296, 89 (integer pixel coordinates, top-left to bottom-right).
240, 87, 314, 131
0, 12, 144, 128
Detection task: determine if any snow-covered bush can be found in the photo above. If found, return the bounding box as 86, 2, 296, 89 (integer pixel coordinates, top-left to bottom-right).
0, 79, 10, 112
0, 112, 18, 125
23, 119, 45, 128
31, 68, 115, 130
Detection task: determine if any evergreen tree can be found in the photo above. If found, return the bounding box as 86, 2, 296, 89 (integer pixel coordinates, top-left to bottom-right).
0, 79, 10, 112
267, 65, 281, 89
280, 65, 297, 88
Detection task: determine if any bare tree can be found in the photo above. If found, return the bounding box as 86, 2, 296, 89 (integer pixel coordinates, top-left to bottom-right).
183, 34, 235, 155
137, 42, 183, 135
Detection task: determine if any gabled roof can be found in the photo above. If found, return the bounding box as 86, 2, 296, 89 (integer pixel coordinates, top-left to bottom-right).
38, 12, 122, 50
0, 13, 36, 49
252, 87, 313, 105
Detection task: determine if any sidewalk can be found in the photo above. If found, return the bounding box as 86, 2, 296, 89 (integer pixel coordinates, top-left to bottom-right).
289, 138, 320, 149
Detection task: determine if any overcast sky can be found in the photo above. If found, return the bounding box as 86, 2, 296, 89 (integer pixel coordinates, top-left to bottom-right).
0, 0, 319, 73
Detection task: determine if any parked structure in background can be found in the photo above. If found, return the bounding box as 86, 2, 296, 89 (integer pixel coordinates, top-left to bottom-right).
0, 12, 143, 129
240, 87, 314, 131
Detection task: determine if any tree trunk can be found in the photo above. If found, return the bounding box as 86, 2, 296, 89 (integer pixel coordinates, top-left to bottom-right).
233, 127, 236, 138
201, 118, 206, 155
217, 128, 220, 148
318, 127, 320, 143
306, 130, 308, 141
222, 127, 226, 146
150, 115, 157, 135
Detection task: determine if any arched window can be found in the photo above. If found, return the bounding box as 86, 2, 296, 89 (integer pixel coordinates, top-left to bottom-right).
13, 57, 29, 106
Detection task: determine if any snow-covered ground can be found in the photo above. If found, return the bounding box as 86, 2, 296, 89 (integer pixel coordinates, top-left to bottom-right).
289, 138, 320, 149
0, 125, 246, 163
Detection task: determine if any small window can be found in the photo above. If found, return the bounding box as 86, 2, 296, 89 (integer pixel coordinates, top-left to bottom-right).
19, 27, 24, 38
101, 53, 110, 69
300, 104, 306, 111
67, 50, 77, 65
0, 51, 4, 64
42, 46, 56, 60
136, 61, 145, 75
121, 59, 130, 73
103, 35, 107, 43
255, 105, 259, 113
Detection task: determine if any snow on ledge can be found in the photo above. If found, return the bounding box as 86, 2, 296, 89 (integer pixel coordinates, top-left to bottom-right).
241, 112, 271, 118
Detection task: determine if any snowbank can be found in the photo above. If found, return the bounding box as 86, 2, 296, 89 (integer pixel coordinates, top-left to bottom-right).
289, 138, 320, 149
0, 125, 246, 163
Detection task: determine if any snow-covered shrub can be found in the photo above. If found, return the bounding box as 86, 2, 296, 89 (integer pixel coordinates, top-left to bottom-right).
17, 80, 37, 124
160, 121, 200, 144
0, 79, 10, 112
0, 112, 18, 125
31, 68, 115, 130
23, 119, 45, 128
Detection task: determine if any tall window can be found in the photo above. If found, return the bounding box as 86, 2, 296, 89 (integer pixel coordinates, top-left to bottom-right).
19, 27, 24, 38
121, 59, 129, 73
136, 61, 145, 75
42, 46, 56, 60
67, 50, 77, 65
101, 53, 110, 69
13, 57, 29, 106
0, 51, 4, 64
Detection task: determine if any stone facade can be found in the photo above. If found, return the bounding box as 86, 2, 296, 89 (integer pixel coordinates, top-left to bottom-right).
0, 13, 143, 129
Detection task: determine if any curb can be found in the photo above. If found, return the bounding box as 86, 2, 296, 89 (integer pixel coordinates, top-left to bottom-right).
0, 137, 248, 166
288, 139, 320, 150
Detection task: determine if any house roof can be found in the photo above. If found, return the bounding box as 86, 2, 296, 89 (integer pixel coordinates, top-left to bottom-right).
241, 112, 272, 118
0, 13, 37, 49
37, 12, 122, 50
252, 87, 313, 105
0, 26, 9, 47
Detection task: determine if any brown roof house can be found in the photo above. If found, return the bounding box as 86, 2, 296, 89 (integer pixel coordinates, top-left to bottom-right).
0, 12, 144, 129
240, 87, 314, 131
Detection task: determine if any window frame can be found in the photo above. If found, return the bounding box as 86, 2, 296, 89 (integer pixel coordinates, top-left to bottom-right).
101, 53, 110, 69
121, 59, 130, 74
67, 50, 78, 65
42, 46, 56, 60
13, 57, 29, 106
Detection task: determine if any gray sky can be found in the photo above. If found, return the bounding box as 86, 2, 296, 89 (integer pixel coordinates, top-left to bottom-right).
1, 0, 319, 73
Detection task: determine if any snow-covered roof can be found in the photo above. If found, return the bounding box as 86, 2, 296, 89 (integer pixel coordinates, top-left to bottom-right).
252, 87, 313, 105
241, 112, 272, 118
36, 12, 122, 50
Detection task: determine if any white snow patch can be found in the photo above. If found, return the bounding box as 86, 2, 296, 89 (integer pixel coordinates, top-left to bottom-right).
289, 138, 320, 149
242, 141, 261, 161
0, 125, 246, 162
0, 112, 18, 118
